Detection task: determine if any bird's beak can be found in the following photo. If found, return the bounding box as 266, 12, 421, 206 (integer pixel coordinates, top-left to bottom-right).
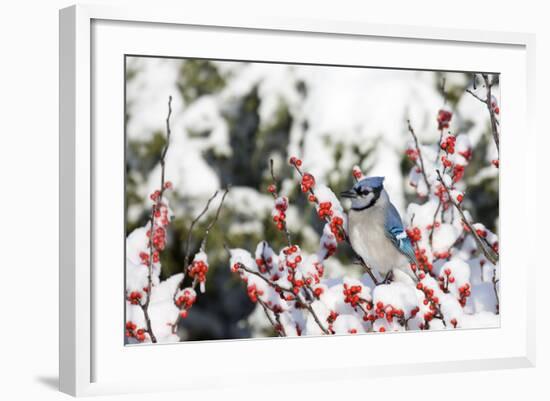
340, 189, 357, 199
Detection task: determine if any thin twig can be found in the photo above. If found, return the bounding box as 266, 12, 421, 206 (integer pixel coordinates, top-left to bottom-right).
199, 187, 230, 252
466, 74, 500, 153
172, 189, 229, 331
235, 262, 293, 293
407, 120, 431, 193
141, 95, 173, 343
183, 191, 219, 270
257, 298, 280, 332
232, 261, 330, 335
436, 170, 499, 264
174, 188, 228, 298
465, 89, 485, 104
492, 268, 500, 315
482, 74, 500, 153
429, 201, 442, 247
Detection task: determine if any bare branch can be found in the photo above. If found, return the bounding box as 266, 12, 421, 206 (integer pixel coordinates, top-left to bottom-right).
436, 170, 499, 264
257, 298, 280, 333
232, 261, 330, 335
199, 187, 230, 252
183, 190, 220, 270
466, 74, 500, 154
140, 95, 173, 343
174, 188, 229, 310
429, 201, 442, 247
407, 120, 431, 194
465, 89, 485, 104
482, 74, 500, 153
492, 268, 500, 315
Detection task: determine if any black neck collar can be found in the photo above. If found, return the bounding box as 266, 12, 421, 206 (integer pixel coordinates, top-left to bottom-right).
351, 191, 380, 211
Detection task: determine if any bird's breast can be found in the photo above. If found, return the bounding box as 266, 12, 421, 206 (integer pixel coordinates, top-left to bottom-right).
348, 208, 405, 275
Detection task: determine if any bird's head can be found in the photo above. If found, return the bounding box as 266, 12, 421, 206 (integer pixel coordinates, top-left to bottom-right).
341, 176, 385, 211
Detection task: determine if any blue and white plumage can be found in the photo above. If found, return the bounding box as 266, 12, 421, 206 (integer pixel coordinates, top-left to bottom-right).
341, 177, 417, 279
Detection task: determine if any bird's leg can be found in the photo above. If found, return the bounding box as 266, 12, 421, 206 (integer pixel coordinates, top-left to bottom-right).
382, 270, 394, 284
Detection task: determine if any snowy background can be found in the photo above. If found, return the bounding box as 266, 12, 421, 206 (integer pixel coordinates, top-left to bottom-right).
125, 56, 499, 341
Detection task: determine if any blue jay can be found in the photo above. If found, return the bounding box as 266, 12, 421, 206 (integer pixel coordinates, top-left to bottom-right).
341, 177, 417, 281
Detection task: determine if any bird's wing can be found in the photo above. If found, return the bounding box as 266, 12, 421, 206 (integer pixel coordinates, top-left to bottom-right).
384, 203, 417, 265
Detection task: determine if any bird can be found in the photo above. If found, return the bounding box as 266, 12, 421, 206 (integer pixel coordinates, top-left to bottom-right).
341, 176, 417, 282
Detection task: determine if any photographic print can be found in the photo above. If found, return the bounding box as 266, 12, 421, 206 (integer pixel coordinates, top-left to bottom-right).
124, 56, 500, 344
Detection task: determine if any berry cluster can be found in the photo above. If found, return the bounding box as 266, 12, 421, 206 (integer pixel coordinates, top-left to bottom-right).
441, 155, 452, 168
321, 233, 337, 259
318, 201, 334, 219
437, 109, 453, 130
282, 245, 315, 294
438, 268, 456, 292
452, 164, 465, 183
329, 216, 345, 241
125, 321, 147, 342
175, 288, 197, 319
416, 282, 439, 323
376, 303, 405, 324
255, 255, 274, 273
301, 173, 315, 193
414, 248, 433, 274
247, 283, 264, 303
139, 251, 150, 265
458, 283, 471, 307
434, 184, 451, 210
188, 259, 208, 286
406, 226, 422, 243
433, 250, 451, 260
440, 135, 456, 154
361, 301, 406, 329
151, 226, 167, 251
343, 283, 363, 307
272, 196, 289, 231
326, 310, 339, 333
128, 291, 142, 305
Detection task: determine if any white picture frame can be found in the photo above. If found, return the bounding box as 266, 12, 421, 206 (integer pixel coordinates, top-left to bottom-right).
59, 3, 536, 397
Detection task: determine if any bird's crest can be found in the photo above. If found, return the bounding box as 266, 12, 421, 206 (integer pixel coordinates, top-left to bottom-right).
355, 176, 385, 192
